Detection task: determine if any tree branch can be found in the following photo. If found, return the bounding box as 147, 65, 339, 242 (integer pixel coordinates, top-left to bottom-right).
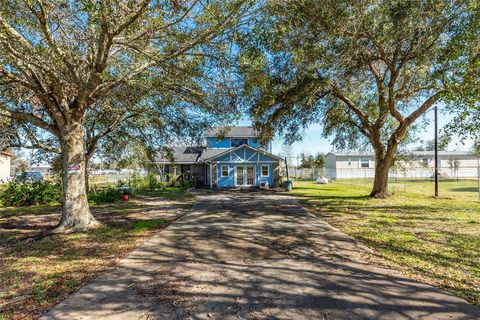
330, 83, 372, 134
0, 108, 58, 135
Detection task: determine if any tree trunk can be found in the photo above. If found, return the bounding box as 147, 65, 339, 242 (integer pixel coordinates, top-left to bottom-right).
370, 159, 391, 198
56, 121, 99, 231
85, 156, 90, 193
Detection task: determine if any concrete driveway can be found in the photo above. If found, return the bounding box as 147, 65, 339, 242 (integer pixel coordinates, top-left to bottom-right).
43, 191, 480, 320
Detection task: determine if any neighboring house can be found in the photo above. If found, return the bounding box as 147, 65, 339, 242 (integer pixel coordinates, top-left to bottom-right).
156, 126, 282, 188
325, 151, 479, 179
0, 151, 12, 183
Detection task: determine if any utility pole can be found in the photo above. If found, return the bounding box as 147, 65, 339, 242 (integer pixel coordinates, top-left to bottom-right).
434, 105, 439, 198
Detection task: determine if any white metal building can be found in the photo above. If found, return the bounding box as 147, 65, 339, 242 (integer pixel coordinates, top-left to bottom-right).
325, 151, 480, 179
0, 151, 12, 183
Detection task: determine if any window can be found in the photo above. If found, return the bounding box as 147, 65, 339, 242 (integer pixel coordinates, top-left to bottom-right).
348, 158, 352, 166
360, 158, 370, 168
261, 165, 269, 177
221, 165, 229, 177
231, 138, 248, 147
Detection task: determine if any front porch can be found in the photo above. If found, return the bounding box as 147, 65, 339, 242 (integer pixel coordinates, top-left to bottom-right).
204, 145, 282, 189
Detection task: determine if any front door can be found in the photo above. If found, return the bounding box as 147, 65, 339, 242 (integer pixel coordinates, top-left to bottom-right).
246, 166, 254, 185
236, 166, 244, 186
235, 165, 255, 186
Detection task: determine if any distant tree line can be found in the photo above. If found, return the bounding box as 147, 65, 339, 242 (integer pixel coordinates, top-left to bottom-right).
298, 152, 325, 169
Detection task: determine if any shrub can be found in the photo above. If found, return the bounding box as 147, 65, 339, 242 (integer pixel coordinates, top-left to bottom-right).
128, 173, 169, 190
180, 179, 194, 190
0, 180, 62, 206
87, 188, 121, 204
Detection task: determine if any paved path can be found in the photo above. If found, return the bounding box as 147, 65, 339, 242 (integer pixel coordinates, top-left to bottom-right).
43, 191, 480, 320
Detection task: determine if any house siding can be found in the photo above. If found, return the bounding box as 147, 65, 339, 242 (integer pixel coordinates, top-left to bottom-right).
213, 162, 275, 188
207, 136, 264, 151
207, 137, 230, 148
158, 127, 281, 189
208, 146, 281, 188
0, 154, 11, 182
217, 164, 235, 188
257, 163, 274, 187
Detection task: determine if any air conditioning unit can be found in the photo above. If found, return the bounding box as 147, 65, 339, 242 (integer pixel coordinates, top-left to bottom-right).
259, 181, 269, 189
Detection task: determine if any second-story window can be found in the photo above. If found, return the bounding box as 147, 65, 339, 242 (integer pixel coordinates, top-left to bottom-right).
231, 138, 248, 148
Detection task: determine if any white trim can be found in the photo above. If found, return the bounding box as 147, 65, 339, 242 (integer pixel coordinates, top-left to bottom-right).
232, 151, 243, 162
203, 144, 283, 161
234, 165, 243, 187
261, 164, 269, 177
246, 165, 255, 186
221, 165, 229, 177
359, 158, 370, 168
247, 149, 258, 161
234, 165, 256, 187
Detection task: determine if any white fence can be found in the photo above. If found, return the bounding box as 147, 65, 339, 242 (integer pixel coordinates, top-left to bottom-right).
285, 166, 480, 180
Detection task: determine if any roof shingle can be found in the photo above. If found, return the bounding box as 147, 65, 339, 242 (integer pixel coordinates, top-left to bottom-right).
205, 126, 257, 138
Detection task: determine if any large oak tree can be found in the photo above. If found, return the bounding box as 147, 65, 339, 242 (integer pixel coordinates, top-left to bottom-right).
239, 0, 479, 197
0, 0, 250, 230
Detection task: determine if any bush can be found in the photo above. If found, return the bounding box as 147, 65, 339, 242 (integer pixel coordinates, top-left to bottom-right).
180, 179, 194, 190
0, 180, 62, 206
128, 173, 169, 190
87, 188, 121, 204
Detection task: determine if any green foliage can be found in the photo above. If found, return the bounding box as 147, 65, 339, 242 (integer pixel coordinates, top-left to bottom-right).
473, 141, 480, 158
299, 152, 325, 169
239, 0, 479, 195
179, 179, 194, 190
127, 173, 168, 191
0, 181, 62, 206
87, 188, 121, 205
240, 0, 479, 149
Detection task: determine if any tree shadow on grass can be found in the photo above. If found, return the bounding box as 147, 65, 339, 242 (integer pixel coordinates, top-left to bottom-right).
450, 187, 479, 193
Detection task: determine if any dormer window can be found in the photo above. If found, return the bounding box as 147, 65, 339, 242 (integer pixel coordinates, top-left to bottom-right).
231, 138, 248, 148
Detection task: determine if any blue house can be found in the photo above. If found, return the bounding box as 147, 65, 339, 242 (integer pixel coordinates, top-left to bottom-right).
156, 126, 283, 189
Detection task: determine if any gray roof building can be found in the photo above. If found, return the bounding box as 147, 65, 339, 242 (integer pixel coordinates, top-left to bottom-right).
205, 126, 257, 138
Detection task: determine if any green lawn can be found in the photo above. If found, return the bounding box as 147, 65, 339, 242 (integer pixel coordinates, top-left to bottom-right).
0, 188, 193, 320
291, 180, 480, 306
338, 178, 479, 201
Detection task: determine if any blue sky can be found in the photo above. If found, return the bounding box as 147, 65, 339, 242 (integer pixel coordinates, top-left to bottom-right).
238, 108, 475, 156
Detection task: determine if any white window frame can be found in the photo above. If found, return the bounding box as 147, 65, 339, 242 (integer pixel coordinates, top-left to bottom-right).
221, 165, 229, 177
261, 165, 269, 177
360, 158, 370, 168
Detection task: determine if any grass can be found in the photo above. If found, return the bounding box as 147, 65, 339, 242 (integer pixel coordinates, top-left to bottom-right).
0, 188, 193, 320
290, 180, 480, 306
340, 177, 480, 201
